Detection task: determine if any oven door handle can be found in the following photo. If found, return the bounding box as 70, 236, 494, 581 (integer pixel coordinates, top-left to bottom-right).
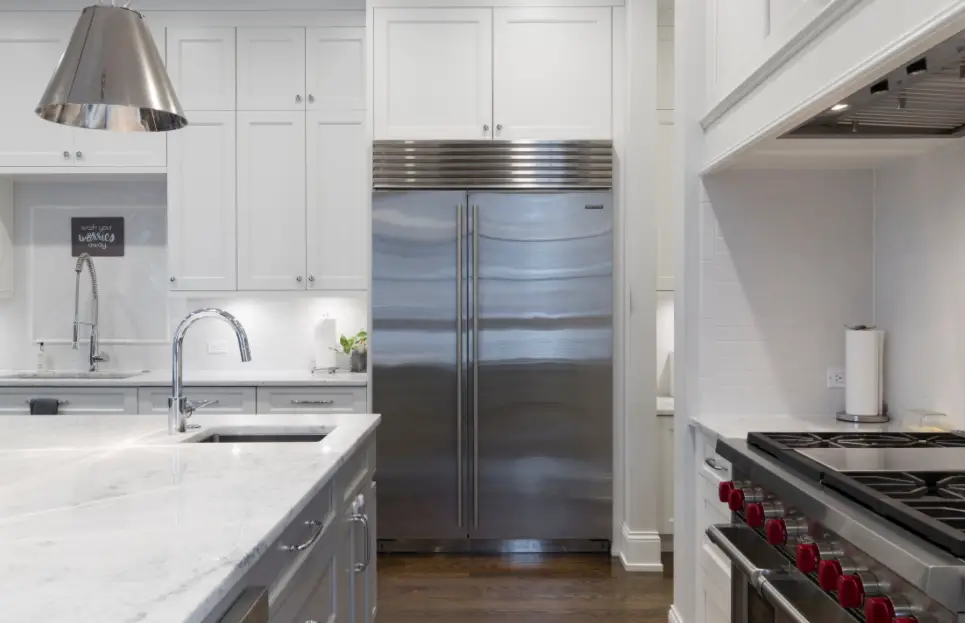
706, 525, 811, 623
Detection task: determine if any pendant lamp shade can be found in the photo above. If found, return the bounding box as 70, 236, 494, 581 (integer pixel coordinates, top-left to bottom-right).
35, 4, 187, 132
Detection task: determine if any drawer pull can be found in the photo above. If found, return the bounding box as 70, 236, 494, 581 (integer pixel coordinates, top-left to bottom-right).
351, 494, 371, 572
290, 399, 335, 406
279, 519, 324, 552
704, 457, 727, 471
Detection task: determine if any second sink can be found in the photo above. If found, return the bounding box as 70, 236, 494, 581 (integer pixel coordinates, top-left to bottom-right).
195, 432, 327, 443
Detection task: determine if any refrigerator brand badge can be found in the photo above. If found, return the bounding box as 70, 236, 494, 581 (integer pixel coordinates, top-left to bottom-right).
585, 204, 604, 210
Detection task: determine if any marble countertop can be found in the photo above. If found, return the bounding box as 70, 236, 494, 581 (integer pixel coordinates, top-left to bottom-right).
0, 412, 380, 623
0, 369, 368, 387
690, 412, 952, 439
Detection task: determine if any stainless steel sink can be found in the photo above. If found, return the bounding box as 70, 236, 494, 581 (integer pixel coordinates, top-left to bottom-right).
194, 432, 328, 443
0, 370, 149, 380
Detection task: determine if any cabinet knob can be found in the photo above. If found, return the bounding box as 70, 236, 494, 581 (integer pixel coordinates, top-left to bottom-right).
170, 276, 176, 282
296, 276, 303, 282
483, 124, 489, 132
63, 150, 70, 160
295, 94, 303, 103
75, 151, 83, 159
496, 124, 503, 131
308, 94, 315, 103
308, 275, 315, 282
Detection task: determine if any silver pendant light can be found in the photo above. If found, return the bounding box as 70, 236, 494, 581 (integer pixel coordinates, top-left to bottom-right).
36, 1, 187, 132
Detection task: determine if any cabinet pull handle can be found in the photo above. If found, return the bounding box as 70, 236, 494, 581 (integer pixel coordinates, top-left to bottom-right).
170, 276, 176, 282
63, 150, 70, 160
308, 94, 315, 103
75, 151, 83, 159
308, 275, 315, 282
25, 399, 68, 405
704, 457, 727, 471
496, 124, 502, 131
482, 124, 489, 132
296, 276, 303, 283
351, 494, 371, 571
295, 94, 303, 103
279, 519, 324, 552
290, 399, 335, 405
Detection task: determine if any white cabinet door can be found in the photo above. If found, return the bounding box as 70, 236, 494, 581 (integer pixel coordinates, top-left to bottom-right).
364, 481, 377, 623
166, 27, 236, 111
0, 388, 138, 415
256, 387, 367, 414
307, 27, 365, 114
307, 111, 367, 291
0, 16, 76, 166
658, 24, 675, 111
656, 111, 675, 291
237, 112, 307, 290
493, 7, 611, 140
0, 181, 12, 299
72, 127, 166, 167
659, 417, 674, 535
237, 27, 306, 111
374, 8, 492, 139
168, 111, 237, 291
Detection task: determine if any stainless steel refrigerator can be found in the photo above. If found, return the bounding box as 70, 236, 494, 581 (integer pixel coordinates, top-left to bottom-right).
371, 141, 613, 552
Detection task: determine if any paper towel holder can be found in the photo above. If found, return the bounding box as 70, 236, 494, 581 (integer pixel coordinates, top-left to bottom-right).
835, 408, 890, 424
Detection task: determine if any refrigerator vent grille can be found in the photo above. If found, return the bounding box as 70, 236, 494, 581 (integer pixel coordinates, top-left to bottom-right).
372, 140, 613, 190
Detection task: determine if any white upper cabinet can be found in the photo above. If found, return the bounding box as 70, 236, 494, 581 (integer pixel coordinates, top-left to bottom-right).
374, 8, 493, 140
307, 27, 365, 113
307, 111, 367, 292
0, 15, 76, 167
72, 128, 166, 167
237, 112, 307, 291
492, 7, 611, 140
237, 27, 307, 111
166, 27, 236, 111
656, 111, 675, 291
168, 111, 237, 291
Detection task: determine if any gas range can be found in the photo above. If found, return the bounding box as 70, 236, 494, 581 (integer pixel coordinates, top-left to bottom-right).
711, 431, 965, 623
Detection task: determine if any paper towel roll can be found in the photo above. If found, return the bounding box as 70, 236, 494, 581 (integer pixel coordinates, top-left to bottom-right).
845, 329, 884, 416
313, 319, 337, 369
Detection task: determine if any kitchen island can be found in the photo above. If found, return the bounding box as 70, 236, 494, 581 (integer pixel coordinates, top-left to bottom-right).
0, 412, 379, 623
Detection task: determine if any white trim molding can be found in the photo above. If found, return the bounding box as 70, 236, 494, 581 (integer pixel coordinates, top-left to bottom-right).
668, 604, 685, 623
618, 524, 663, 572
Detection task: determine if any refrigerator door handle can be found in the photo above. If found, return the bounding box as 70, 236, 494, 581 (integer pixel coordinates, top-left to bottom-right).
456, 204, 464, 528
472, 202, 480, 528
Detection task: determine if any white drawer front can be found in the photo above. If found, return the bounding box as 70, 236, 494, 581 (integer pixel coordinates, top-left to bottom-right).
700, 534, 732, 588
137, 387, 257, 415
0, 388, 138, 415
257, 387, 366, 414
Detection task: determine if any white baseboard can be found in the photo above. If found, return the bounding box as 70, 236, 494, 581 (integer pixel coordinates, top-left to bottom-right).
668, 604, 684, 623
617, 523, 663, 571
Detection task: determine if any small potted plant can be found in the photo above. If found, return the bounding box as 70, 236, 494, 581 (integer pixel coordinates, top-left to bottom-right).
338, 330, 368, 373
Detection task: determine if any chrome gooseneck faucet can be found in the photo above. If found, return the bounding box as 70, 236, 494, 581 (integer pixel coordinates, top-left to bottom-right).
72, 253, 109, 372
169, 308, 252, 434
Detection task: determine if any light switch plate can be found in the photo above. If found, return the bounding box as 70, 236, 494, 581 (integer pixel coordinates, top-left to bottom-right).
207, 341, 229, 355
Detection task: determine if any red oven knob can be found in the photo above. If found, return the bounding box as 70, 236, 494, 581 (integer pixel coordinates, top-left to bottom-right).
765, 519, 787, 544
719, 481, 735, 503
837, 574, 865, 608
796, 543, 820, 573
864, 597, 895, 623
728, 488, 745, 511
746, 503, 765, 527
893, 619, 918, 623
818, 559, 843, 590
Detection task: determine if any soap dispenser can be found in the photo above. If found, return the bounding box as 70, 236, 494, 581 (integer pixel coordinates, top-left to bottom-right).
36, 342, 46, 372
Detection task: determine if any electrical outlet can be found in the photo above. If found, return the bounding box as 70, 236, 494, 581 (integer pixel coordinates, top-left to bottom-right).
207, 341, 229, 355
826, 367, 846, 389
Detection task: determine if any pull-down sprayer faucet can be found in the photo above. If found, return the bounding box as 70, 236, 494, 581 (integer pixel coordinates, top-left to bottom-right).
72, 253, 109, 372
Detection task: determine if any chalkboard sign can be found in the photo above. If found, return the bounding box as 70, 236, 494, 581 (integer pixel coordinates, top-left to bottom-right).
71, 217, 125, 257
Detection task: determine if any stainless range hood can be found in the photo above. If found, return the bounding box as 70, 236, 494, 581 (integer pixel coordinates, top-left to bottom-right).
786, 30, 965, 138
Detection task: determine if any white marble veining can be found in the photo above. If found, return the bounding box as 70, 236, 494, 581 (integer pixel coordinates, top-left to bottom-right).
0, 369, 368, 387
690, 412, 953, 439
0, 412, 379, 623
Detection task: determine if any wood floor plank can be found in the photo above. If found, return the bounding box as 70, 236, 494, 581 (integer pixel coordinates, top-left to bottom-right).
377, 554, 674, 623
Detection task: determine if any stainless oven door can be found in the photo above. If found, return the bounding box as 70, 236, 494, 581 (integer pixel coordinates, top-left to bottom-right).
707, 525, 858, 623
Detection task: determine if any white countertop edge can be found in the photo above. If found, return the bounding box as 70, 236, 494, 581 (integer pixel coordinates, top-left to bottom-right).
0, 369, 368, 388
689, 412, 950, 439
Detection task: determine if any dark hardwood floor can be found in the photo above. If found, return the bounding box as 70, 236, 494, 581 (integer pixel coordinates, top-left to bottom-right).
377, 553, 674, 622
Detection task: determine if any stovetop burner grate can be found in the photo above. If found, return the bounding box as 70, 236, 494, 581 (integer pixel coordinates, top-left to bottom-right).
749, 431, 965, 451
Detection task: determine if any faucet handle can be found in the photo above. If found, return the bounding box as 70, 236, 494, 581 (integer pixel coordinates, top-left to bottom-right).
184, 399, 219, 418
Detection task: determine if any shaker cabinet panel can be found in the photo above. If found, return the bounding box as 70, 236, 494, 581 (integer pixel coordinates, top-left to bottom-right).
307, 27, 365, 114
237, 27, 306, 111
237, 112, 307, 291
374, 8, 492, 140
307, 111, 368, 292
656, 111, 676, 291
492, 7, 612, 140
0, 17, 76, 167
168, 112, 237, 291
72, 127, 166, 167
166, 27, 236, 111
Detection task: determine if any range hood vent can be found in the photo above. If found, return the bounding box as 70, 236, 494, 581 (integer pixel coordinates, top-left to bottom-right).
372, 140, 613, 190
786, 31, 965, 138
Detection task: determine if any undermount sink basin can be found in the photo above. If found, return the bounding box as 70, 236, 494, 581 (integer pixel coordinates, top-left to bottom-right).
0, 370, 148, 380
194, 432, 328, 443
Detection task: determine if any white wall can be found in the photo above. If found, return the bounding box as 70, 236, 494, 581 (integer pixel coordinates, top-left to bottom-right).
874, 141, 965, 425
698, 169, 874, 415
0, 181, 367, 373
